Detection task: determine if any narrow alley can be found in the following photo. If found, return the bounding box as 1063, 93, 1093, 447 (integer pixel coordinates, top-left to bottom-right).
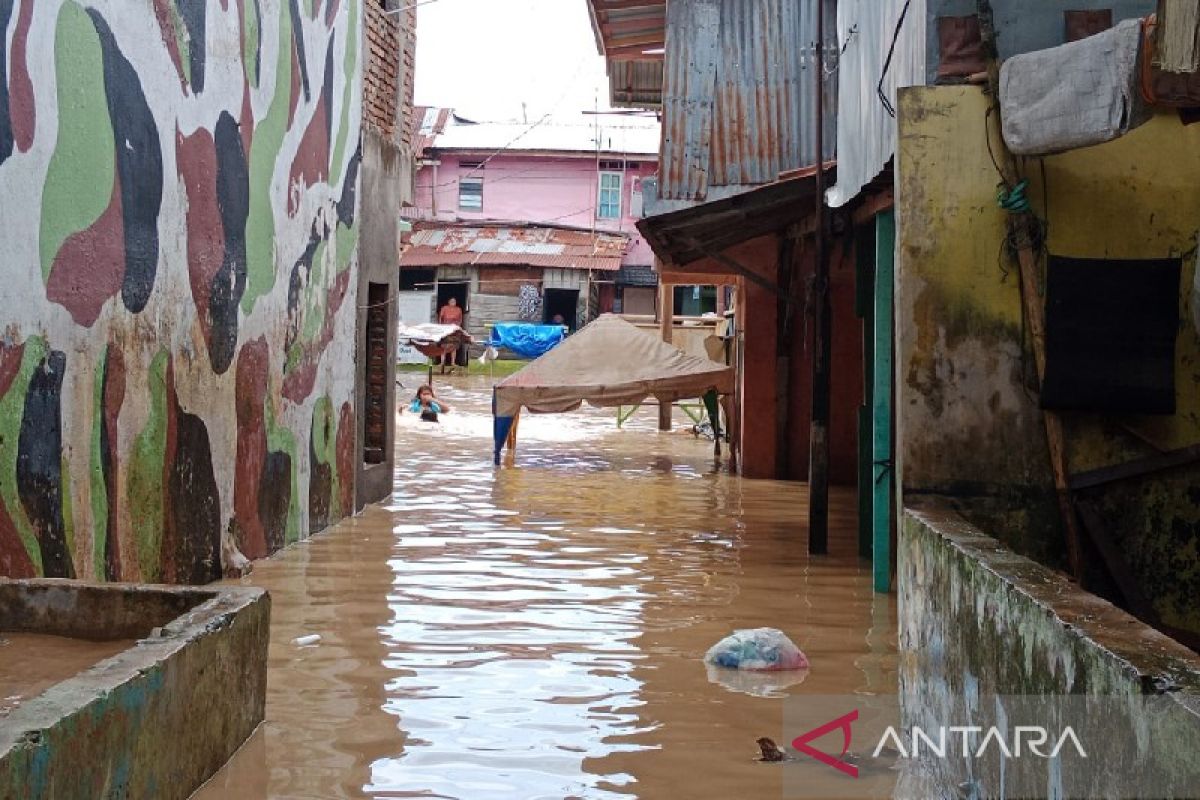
6, 1, 1200, 797
196, 379, 895, 798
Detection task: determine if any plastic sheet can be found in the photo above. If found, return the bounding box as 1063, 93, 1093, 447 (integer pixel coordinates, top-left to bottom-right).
704, 628, 809, 671
486, 323, 565, 359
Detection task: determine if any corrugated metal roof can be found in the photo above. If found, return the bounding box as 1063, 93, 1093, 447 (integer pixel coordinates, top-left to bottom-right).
826, 0, 927, 207
587, 1, 667, 59
400, 225, 629, 271
412, 106, 453, 159
658, 0, 837, 203
639, 166, 829, 268
608, 60, 665, 109
429, 116, 660, 156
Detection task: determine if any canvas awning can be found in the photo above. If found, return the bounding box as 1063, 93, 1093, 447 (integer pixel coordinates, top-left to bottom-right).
397, 323, 472, 359
492, 314, 734, 464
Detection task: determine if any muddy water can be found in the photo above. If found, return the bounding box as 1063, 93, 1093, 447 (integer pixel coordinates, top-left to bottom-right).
196, 376, 897, 799
0, 633, 134, 716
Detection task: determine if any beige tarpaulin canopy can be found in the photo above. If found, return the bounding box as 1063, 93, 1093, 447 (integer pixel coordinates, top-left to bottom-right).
492, 314, 734, 463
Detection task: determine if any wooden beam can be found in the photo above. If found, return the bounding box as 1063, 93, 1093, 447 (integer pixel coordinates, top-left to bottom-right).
1076, 501, 1157, 621
601, 14, 665, 34
978, 0, 1084, 579
594, 0, 666, 11
851, 187, 895, 227
604, 43, 665, 59
1068, 444, 1200, 491
658, 275, 674, 431
676, 237, 782, 298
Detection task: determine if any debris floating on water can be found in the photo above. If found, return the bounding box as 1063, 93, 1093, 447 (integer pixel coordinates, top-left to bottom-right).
705, 628, 809, 671
292, 634, 322, 647
757, 737, 788, 762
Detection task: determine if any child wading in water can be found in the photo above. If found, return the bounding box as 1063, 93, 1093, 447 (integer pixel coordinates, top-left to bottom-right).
409, 385, 449, 423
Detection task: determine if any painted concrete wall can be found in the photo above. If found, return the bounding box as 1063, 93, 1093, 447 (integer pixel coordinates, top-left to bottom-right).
0, 0, 364, 582
409, 153, 658, 267
900, 500, 1200, 796
925, 0, 1155, 84
897, 86, 1200, 632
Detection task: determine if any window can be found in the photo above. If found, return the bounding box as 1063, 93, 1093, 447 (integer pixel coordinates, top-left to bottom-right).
597, 171, 622, 219
458, 176, 483, 210
362, 282, 390, 465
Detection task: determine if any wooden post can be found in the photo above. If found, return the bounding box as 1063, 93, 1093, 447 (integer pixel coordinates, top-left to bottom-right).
658, 276, 674, 431
872, 211, 896, 593
977, 0, 1083, 578
808, 0, 831, 555
776, 236, 798, 478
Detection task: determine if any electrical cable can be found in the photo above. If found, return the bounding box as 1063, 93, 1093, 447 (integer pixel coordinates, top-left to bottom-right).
878, 0, 914, 118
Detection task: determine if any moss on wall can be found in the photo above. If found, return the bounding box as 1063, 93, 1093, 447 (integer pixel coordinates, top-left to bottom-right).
897, 86, 1200, 634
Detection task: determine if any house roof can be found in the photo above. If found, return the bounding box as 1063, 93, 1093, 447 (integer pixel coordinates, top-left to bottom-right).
400, 225, 630, 272
412, 106, 453, 159
637, 164, 832, 268
586, 1, 667, 60
428, 117, 660, 157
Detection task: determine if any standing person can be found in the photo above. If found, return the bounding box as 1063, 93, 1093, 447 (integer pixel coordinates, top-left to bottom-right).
437, 297, 464, 373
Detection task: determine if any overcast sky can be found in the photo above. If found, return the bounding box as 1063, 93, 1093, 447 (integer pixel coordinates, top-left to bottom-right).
413, 0, 612, 122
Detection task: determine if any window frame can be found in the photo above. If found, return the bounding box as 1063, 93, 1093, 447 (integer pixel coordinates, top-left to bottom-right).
458, 175, 484, 210
597, 170, 623, 220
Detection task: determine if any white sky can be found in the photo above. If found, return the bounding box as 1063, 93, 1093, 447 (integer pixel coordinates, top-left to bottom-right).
413, 0, 612, 123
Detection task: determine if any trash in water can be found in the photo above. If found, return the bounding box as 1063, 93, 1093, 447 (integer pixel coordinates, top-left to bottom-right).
292, 634, 321, 646
704, 628, 808, 671
756, 737, 788, 762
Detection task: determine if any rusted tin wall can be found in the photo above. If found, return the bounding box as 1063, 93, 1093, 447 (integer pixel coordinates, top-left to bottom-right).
658, 0, 836, 203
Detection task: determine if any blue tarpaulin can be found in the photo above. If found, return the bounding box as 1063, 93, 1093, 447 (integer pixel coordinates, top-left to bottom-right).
486, 323, 565, 359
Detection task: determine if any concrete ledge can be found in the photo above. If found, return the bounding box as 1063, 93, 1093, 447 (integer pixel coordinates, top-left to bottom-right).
0, 579, 269, 799
900, 498, 1200, 795
902, 498, 1200, 695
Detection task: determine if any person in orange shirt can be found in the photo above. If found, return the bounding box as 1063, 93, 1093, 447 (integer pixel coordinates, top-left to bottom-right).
437, 297, 464, 372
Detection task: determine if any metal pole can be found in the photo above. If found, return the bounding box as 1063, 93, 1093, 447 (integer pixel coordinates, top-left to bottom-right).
808, 0, 831, 554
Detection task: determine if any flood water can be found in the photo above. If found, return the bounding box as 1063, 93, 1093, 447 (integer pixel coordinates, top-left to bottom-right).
0, 633, 134, 717
196, 376, 897, 799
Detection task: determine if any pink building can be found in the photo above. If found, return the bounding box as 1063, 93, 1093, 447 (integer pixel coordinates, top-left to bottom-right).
399, 110, 662, 338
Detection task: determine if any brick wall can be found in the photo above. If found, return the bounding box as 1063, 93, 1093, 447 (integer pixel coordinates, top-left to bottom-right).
363, 1, 416, 146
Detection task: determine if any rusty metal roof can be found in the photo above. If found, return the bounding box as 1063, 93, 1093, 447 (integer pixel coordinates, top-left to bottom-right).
587, 1, 667, 59
400, 225, 629, 271
658, 0, 836, 203
638, 165, 831, 268
412, 106, 453, 159
586, 1, 667, 108
607, 60, 665, 109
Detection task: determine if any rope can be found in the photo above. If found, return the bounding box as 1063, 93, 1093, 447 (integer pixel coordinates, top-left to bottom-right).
996, 179, 1031, 213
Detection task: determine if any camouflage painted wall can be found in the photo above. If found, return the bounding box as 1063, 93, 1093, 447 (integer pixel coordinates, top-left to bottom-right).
0, 0, 362, 583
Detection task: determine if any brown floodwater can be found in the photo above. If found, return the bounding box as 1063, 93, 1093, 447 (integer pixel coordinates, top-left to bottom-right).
195, 375, 897, 799
0, 633, 134, 716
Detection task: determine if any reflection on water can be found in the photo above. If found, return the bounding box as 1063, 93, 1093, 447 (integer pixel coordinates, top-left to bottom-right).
195, 375, 896, 799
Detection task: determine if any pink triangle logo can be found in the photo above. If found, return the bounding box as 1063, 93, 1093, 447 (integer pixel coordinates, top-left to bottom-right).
791, 709, 859, 778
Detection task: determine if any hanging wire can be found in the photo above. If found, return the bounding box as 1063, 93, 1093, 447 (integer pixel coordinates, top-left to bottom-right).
877, 0, 914, 117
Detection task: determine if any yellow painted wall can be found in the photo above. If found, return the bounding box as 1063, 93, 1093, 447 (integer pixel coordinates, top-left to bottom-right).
897, 86, 1200, 633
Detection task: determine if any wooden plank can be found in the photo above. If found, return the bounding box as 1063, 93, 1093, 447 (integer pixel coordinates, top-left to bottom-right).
872, 211, 896, 593
1076, 501, 1157, 621
1069, 444, 1200, 491
856, 221, 877, 559
978, 0, 1083, 579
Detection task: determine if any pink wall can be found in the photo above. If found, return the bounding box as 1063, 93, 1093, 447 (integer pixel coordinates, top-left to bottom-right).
407, 153, 657, 267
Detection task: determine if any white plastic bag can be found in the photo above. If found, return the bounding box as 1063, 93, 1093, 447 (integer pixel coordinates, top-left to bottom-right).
704, 628, 809, 671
